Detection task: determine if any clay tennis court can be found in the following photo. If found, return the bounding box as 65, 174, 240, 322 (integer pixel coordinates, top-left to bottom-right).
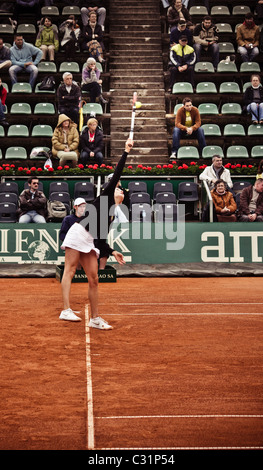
0, 276, 263, 451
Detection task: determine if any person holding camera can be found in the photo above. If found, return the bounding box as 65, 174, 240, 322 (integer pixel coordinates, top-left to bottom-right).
193, 15, 219, 71
236, 13, 260, 63
59, 15, 81, 61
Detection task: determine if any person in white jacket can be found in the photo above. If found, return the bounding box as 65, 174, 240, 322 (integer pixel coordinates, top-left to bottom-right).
199, 155, 233, 189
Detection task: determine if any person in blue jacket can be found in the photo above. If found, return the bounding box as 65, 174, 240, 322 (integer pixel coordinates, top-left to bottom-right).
9, 34, 43, 88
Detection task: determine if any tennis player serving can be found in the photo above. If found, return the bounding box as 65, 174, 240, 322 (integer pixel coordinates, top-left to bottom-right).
60, 138, 133, 329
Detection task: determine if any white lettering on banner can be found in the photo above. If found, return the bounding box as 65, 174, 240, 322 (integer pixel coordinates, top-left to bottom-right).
0, 229, 9, 253
201, 232, 229, 262
15, 229, 34, 253
38, 229, 60, 252
107, 228, 131, 262
230, 231, 263, 262
201, 231, 263, 262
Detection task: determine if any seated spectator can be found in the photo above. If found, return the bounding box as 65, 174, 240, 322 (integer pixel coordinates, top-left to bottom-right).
0, 38, 11, 71
35, 17, 59, 62
169, 35, 195, 90
80, 0, 107, 31
238, 178, 263, 222
170, 96, 206, 160
0, 78, 8, 126
81, 57, 107, 104
193, 16, 219, 71
243, 74, 263, 125
9, 34, 43, 89
79, 117, 104, 166
57, 72, 81, 125
52, 114, 79, 168
80, 11, 104, 62
199, 155, 233, 190
59, 15, 81, 61
18, 176, 47, 223
236, 13, 260, 63
211, 179, 237, 222
256, 0, 263, 21
167, 0, 193, 32
256, 159, 263, 179
170, 19, 193, 46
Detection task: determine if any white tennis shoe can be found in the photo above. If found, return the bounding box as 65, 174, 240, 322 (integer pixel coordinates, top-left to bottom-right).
59, 308, 81, 322
88, 316, 113, 330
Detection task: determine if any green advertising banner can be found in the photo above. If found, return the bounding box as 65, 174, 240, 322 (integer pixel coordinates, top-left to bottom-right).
0, 222, 263, 265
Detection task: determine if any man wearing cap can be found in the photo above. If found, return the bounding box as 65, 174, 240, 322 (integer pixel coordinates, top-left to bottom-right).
170, 20, 193, 46
57, 72, 81, 125
169, 35, 196, 90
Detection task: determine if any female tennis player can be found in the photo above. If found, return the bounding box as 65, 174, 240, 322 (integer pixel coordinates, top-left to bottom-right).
59, 138, 133, 329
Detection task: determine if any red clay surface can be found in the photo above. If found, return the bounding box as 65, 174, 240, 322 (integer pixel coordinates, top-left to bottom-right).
0, 276, 263, 450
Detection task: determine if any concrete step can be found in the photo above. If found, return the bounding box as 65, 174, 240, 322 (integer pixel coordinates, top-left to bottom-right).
109, 62, 163, 70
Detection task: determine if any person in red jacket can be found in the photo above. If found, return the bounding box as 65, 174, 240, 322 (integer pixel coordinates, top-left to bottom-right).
0, 77, 8, 126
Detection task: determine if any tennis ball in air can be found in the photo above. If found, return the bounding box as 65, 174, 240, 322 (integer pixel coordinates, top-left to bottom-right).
135, 101, 142, 109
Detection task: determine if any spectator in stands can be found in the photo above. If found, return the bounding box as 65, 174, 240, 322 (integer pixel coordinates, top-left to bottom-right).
80, 11, 104, 63
170, 97, 206, 160
193, 16, 219, 71
236, 13, 260, 63
0, 38, 11, 71
13, 0, 41, 22
35, 17, 59, 62
52, 114, 79, 168
81, 57, 107, 104
0, 78, 8, 126
238, 178, 263, 222
80, 1, 106, 31
256, 1, 263, 21
9, 34, 43, 88
256, 159, 263, 179
57, 72, 81, 125
169, 35, 195, 90
59, 15, 81, 61
79, 117, 104, 166
18, 176, 47, 223
199, 155, 233, 189
211, 179, 237, 222
243, 74, 263, 125
167, 0, 193, 32
170, 19, 193, 46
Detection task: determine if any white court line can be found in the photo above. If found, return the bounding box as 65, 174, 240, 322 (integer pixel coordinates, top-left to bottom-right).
84, 305, 95, 450
104, 302, 263, 305
104, 312, 263, 316
97, 414, 263, 420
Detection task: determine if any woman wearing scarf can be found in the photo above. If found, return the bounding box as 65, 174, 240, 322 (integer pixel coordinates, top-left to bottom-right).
243, 74, 263, 124
211, 180, 237, 222
236, 13, 260, 62
79, 117, 104, 166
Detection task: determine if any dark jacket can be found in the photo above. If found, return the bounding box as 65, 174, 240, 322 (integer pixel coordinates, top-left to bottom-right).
170, 26, 193, 46
81, 22, 103, 46
80, 126, 104, 155
57, 82, 81, 110
18, 189, 47, 218
170, 43, 196, 68
167, 5, 192, 28
238, 185, 263, 217
0, 44, 10, 63
243, 85, 263, 108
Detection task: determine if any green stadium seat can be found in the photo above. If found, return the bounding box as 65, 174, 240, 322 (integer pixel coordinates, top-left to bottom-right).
223, 124, 245, 136
17, 24, 36, 34
5, 147, 27, 159
189, 6, 208, 16
219, 82, 240, 94
201, 124, 221, 136
198, 103, 219, 115
194, 62, 215, 73
2, 82, 9, 92
211, 6, 230, 16
215, 23, 232, 33
7, 125, 29, 137
41, 6, 59, 16
10, 103, 32, 114
242, 82, 251, 92
0, 24, 13, 35
217, 61, 238, 73
11, 82, 32, 93
247, 125, 263, 136
232, 5, 251, 15
35, 82, 55, 94
173, 104, 183, 115
218, 42, 235, 54
240, 62, 261, 73
202, 146, 224, 159
251, 146, 263, 158
32, 124, 53, 137
34, 103, 55, 114
221, 103, 242, 115
82, 103, 103, 115
0, 125, 5, 137
226, 146, 249, 158
177, 146, 199, 159
30, 147, 51, 159
196, 82, 217, 94
37, 61, 57, 73
172, 82, 193, 94
62, 6, 81, 16
59, 62, 80, 73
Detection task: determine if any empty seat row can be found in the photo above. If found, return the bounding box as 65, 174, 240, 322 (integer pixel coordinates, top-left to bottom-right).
174, 144, 263, 160
0, 181, 95, 201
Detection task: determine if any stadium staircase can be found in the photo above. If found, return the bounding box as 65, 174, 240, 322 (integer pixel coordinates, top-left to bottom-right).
108, 0, 169, 165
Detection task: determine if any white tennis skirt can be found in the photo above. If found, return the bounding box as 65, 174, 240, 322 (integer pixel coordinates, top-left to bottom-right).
61, 222, 100, 257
